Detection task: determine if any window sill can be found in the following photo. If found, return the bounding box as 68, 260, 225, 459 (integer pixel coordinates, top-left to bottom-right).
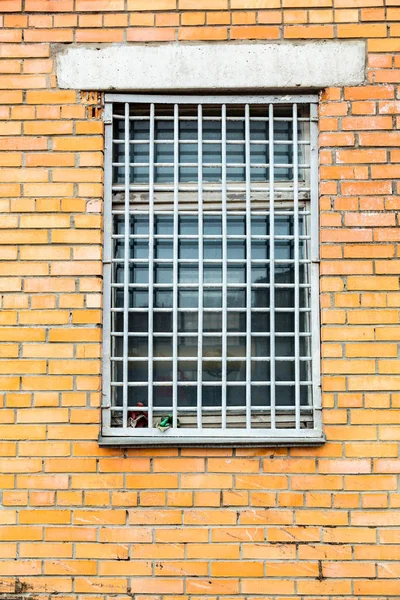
98, 432, 326, 448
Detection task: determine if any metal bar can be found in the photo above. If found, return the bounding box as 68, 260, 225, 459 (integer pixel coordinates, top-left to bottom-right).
147, 103, 155, 428
293, 103, 300, 430
197, 104, 203, 429
172, 103, 179, 429
122, 102, 130, 429
102, 101, 113, 431
105, 93, 319, 104
245, 103, 252, 430
269, 103, 276, 430
309, 101, 322, 435
221, 103, 227, 430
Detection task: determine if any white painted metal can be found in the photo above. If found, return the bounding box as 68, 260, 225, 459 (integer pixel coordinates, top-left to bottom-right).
147, 103, 155, 428
245, 104, 251, 430
101, 95, 324, 446
172, 104, 179, 429
197, 104, 203, 429
310, 102, 323, 434
293, 103, 301, 430
221, 104, 227, 430
122, 103, 130, 429
269, 103, 276, 430
101, 101, 113, 430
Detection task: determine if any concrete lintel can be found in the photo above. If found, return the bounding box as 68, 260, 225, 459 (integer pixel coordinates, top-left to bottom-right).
56, 41, 366, 92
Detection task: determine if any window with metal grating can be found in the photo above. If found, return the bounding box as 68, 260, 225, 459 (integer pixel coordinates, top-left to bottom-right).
100, 95, 323, 446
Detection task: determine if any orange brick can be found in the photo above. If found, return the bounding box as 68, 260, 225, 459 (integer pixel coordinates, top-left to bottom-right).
284, 25, 334, 38
230, 25, 280, 39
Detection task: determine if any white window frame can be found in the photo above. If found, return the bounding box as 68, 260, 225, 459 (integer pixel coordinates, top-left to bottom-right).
100, 94, 323, 446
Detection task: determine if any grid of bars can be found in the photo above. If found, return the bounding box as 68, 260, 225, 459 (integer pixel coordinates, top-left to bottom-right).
101, 95, 322, 445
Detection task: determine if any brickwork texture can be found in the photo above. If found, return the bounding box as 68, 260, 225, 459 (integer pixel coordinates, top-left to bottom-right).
1, 0, 400, 598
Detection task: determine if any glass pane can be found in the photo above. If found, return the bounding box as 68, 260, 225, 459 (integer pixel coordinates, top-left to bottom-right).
132, 266, 148, 284
203, 312, 222, 332
227, 336, 246, 357
155, 264, 173, 284
155, 166, 174, 183
154, 289, 173, 308
252, 216, 269, 236
252, 361, 270, 382
203, 386, 221, 407
204, 265, 222, 284
204, 290, 222, 308
251, 385, 270, 407
155, 216, 173, 235
153, 386, 172, 407
252, 288, 269, 308
179, 290, 198, 309
179, 216, 198, 235
276, 312, 293, 332
129, 362, 147, 383
128, 386, 148, 407
227, 386, 246, 406
251, 242, 268, 260
129, 313, 148, 332
130, 290, 148, 308
276, 361, 295, 382
251, 312, 269, 332
251, 265, 269, 284
179, 241, 198, 260
204, 216, 222, 235
252, 336, 269, 358
203, 336, 222, 356
133, 241, 148, 259
155, 119, 173, 140
227, 361, 246, 382
180, 119, 197, 140
276, 336, 294, 357
179, 264, 198, 283
132, 215, 149, 235
203, 361, 222, 381
227, 264, 245, 284
155, 241, 173, 259
204, 241, 222, 260
227, 312, 246, 333
275, 386, 294, 407
227, 289, 246, 308
178, 336, 197, 357
179, 312, 198, 332
154, 338, 172, 357
227, 241, 245, 260
154, 361, 172, 382
227, 216, 245, 235
154, 312, 172, 333
178, 361, 197, 381
178, 386, 197, 407
155, 142, 173, 164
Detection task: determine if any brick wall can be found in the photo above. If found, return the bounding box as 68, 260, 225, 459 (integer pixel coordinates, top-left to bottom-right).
1, 0, 400, 598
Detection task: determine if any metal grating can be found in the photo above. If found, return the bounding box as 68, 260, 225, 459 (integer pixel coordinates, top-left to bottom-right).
101, 95, 323, 446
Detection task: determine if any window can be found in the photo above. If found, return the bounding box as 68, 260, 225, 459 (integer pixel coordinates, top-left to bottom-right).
101, 94, 322, 445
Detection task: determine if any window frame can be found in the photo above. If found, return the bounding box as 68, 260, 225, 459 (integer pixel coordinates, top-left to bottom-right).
100, 93, 323, 447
